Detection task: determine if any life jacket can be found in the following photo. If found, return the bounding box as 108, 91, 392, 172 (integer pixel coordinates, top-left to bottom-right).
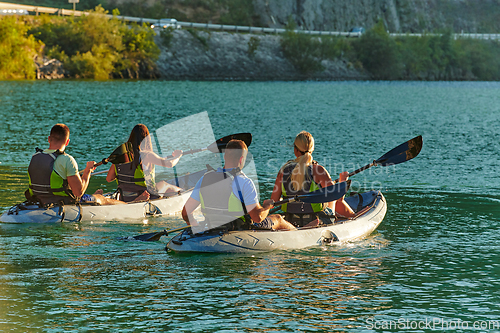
27, 148, 76, 205
281, 160, 325, 214
114, 161, 154, 202
199, 168, 249, 231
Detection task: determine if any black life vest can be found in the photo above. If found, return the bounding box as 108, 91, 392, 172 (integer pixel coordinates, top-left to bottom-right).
114, 161, 149, 202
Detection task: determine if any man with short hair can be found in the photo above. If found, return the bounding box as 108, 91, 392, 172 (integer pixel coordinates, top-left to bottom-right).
27, 123, 123, 206
182, 139, 295, 232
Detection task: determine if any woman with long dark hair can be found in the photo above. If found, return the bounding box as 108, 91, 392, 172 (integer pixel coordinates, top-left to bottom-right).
106, 124, 183, 202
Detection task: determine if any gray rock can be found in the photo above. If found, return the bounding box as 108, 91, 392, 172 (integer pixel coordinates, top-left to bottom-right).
35, 56, 66, 80
155, 30, 367, 80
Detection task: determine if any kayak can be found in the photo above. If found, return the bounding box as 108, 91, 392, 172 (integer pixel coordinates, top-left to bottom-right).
166, 190, 386, 253
0, 169, 206, 223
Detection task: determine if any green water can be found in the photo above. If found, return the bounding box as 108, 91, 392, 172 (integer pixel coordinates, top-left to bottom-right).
0, 81, 499, 332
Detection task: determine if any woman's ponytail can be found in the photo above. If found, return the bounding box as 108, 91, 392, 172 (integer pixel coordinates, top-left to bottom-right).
290, 131, 314, 191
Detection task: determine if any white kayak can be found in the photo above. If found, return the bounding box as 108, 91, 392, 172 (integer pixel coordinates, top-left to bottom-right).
166, 190, 386, 253
0, 169, 206, 223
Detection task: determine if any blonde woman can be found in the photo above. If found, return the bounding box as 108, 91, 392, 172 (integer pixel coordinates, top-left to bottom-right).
270, 131, 355, 227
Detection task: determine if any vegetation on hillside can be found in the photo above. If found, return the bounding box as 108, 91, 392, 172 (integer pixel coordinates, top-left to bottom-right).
0, 6, 159, 79
0, 16, 41, 79
1, 9, 500, 81
7, 0, 261, 26
281, 20, 500, 80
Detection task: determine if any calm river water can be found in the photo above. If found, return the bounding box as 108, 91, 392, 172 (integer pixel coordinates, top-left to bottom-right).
0, 81, 499, 332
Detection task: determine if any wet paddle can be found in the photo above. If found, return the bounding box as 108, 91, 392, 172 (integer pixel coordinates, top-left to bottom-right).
130, 225, 191, 242
130, 181, 349, 241
333, 135, 423, 183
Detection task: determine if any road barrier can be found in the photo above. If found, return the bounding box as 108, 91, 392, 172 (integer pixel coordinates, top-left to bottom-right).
1, 1, 498, 40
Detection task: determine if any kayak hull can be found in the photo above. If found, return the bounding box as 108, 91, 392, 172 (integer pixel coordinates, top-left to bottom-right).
166, 190, 386, 253
0, 191, 192, 223
0, 169, 207, 223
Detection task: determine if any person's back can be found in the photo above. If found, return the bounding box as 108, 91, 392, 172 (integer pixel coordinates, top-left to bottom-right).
106, 124, 183, 202
27, 148, 74, 205
197, 166, 252, 231
271, 131, 355, 227
26, 123, 96, 205
280, 160, 325, 215
182, 139, 296, 233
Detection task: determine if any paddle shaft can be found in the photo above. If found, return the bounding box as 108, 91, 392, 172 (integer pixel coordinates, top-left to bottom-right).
332, 136, 422, 183
78, 157, 109, 174
163, 147, 207, 160
132, 225, 191, 241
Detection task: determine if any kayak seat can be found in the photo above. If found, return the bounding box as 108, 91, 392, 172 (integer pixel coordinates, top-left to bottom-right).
345, 191, 378, 212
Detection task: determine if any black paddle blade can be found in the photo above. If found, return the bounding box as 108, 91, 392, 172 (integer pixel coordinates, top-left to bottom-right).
132, 230, 166, 241
207, 133, 253, 153
375, 135, 423, 166
299, 180, 351, 204
131, 225, 191, 242
108, 142, 133, 164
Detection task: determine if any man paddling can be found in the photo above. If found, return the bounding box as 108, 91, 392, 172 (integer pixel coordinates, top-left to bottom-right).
182, 139, 295, 233
26, 123, 123, 206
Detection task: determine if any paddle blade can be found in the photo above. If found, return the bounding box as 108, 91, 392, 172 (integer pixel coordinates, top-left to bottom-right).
375, 135, 423, 166
108, 142, 133, 164
132, 230, 166, 241
207, 133, 252, 153
299, 180, 351, 204
131, 226, 191, 242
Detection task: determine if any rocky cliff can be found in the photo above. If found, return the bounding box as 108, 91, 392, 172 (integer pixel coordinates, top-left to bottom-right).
103, 0, 500, 33
155, 29, 369, 81
252, 0, 500, 33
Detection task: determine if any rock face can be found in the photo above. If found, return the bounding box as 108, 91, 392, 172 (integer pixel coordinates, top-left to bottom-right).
35, 56, 66, 79
156, 30, 368, 81
252, 0, 499, 33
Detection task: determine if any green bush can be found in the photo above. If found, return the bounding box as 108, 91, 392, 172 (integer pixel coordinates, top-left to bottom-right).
248, 36, 260, 58
29, 6, 159, 79
219, 0, 259, 26
280, 19, 324, 75
187, 28, 209, 50
160, 27, 175, 48
0, 16, 42, 79
117, 22, 160, 78
352, 20, 403, 80
455, 38, 500, 80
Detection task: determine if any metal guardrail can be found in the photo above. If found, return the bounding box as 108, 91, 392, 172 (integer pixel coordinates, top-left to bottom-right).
390, 32, 500, 40
1, 1, 499, 40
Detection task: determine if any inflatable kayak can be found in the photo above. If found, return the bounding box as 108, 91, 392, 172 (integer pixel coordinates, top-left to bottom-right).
0, 169, 206, 223
166, 190, 386, 253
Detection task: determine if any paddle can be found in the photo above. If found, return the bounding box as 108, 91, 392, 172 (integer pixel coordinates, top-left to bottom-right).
131, 180, 349, 241
161, 133, 252, 160
90, 133, 252, 175
131, 225, 191, 242
271, 180, 350, 208
79, 142, 133, 174
333, 135, 423, 183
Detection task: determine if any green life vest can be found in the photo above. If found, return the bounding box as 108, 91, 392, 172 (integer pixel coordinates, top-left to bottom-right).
199, 168, 248, 230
